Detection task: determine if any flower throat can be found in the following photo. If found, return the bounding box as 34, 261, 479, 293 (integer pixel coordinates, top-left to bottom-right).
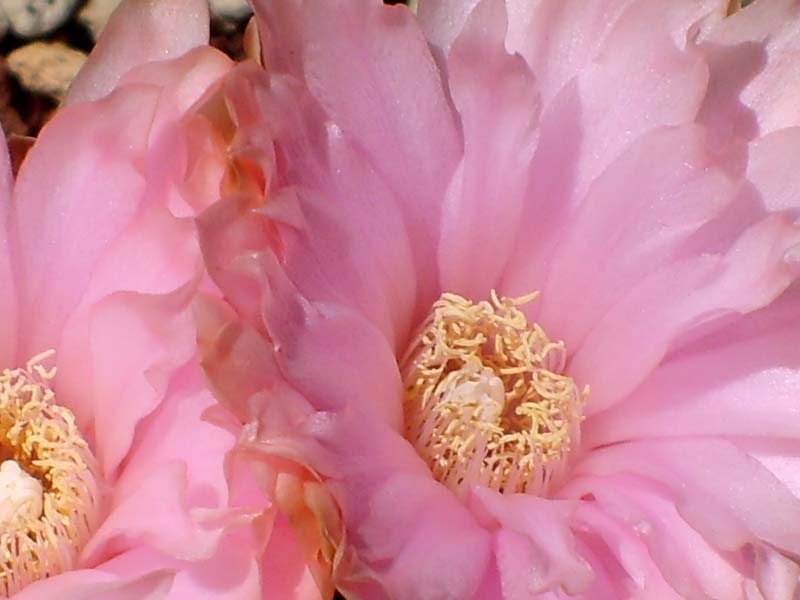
0, 352, 100, 596
401, 291, 587, 496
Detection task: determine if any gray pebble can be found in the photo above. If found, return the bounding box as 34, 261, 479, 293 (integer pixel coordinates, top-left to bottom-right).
208, 0, 251, 22
0, 0, 79, 38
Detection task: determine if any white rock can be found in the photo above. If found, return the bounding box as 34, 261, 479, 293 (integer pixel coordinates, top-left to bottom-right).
208, 0, 251, 22
7, 41, 86, 101
77, 0, 120, 40
0, 0, 79, 38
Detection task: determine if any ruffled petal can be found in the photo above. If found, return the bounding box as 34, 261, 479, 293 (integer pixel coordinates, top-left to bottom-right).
469, 488, 592, 597
699, 0, 800, 144
66, 0, 211, 105
11, 88, 155, 361
564, 474, 746, 599
80, 366, 246, 565
57, 282, 199, 477
82, 461, 223, 566
95, 537, 262, 600
571, 438, 800, 557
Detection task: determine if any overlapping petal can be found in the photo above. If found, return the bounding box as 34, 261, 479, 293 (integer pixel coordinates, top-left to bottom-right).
200, 0, 800, 598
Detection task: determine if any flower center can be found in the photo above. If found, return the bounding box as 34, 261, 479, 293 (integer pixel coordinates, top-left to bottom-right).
401, 292, 587, 496
0, 351, 101, 596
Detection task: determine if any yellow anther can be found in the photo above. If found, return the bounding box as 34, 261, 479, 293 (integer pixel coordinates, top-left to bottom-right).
0, 351, 100, 596
401, 292, 587, 496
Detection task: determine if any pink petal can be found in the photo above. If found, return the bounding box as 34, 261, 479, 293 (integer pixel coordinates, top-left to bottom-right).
571, 438, 800, 557
346, 470, 491, 600
82, 461, 223, 566
747, 127, 800, 213
699, 0, 800, 144
585, 285, 800, 446
500, 2, 709, 300
260, 130, 420, 347
66, 0, 210, 105
11, 89, 154, 361
261, 513, 323, 600
417, 0, 480, 53
438, 0, 541, 299
538, 125, 736, 353
503, 0, 721, 106
565, 474, 746, 599
469, 488, 593, 597
13, 569, 174, 600
115, 365, 234, 512
58, 282, 199, 477
572, 504, 685, 599
294, 0, 461, 296
253, 252, 404, 426
249, 397, 490, 600
97, 537, 262, 600
0, 127, 16, 367
570, 214, 800, 414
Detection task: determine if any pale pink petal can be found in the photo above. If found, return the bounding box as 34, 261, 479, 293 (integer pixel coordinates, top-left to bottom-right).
13, 569, 174, 600
699, 0, 800, 144
753, 544, 800, 600
115, 365, 234, 512
564, 474, 746, 599
537, 125, 736, 353
502, 0, 723, 106
11, 90, 153, 361
747, 127, 800, 213
65, 0, 210, 105
96, 537, 262, 600
585, 285, 800, 446
57, 283, 198, 477
469, 488, 592, 597
82, 461, 223, 566
417, 0, 480, 54
570, 214, 800, 414
572, 504, 686, 599
571, 438, 800, 556
501, 2, 709, 299
438, 0, 540, 299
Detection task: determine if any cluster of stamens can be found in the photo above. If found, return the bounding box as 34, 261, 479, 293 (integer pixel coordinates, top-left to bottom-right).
401, 292, 587, 496
0, 351, 100, 596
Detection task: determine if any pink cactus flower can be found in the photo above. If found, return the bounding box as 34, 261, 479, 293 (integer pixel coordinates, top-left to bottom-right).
0, 0, 318, 598
199, 0, 800, 598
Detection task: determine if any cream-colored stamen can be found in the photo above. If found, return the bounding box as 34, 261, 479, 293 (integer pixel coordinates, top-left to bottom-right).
0, 351, 100, 596
0, 460, 43, 526
401, 291, 587, 496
